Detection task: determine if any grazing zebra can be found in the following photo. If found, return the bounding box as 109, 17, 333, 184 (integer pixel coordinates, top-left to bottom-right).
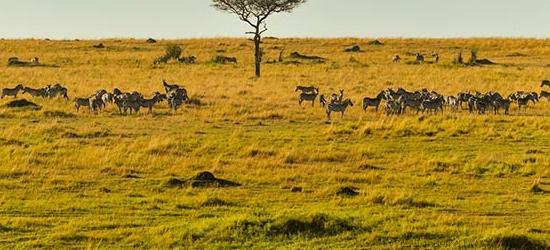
163, 80, 180, 93
298, 88, 319, 107
384, 100, 401, 116
420, 96, 444, 113
1, 84, 24, 98
362, 91, 385, 111
457, 92, 474, 110
295, 85, 316, 93
74, 98, 91, 112
167, 88, 188, 111
46, 84, 69, 100
22, 86, 48, 98
540, 91, 550, 100
392, 55, 401, 63
398, 95, 423, 114
326, 99, 353, 121
123, 92, 143, 114
493, 98, 511, 115
89, 95, 104, 113
541, 80, 550, 88
447, 96, 460, 111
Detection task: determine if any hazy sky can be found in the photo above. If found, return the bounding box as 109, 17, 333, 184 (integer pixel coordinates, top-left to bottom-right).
1, 0, 549, 39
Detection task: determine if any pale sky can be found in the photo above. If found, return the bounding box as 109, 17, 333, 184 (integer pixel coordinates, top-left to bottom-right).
1, 0, 549, 39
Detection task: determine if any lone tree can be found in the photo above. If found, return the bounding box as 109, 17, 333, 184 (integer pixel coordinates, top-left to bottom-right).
212, 0, 306, 78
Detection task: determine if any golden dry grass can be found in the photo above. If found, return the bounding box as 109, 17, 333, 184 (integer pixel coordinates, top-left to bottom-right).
0, 38, 550, 248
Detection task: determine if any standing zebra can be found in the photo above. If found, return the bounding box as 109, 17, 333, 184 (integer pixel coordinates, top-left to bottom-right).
298, 88, 319, 107
362, 91, 385, 111
1, 84, 24, 98
541, 80, 550, 88
326, 99, 353, 121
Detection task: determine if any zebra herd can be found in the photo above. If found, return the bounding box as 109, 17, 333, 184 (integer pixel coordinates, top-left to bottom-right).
296, 86, 354, 120
1, 80, 189, 114
74, 80, 189, 114
296, 80, 550, 120
1, 83, 68, 100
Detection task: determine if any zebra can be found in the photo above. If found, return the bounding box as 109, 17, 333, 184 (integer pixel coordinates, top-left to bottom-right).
101, 92, 114, 105
326, 99, 353, 121
1, 84, 24, 98
446, 96, 460, 111
392, 54, 401, 63
398, 95, 423, 114
540, 91, 550, 100
298, 88, 319, 107
140, 92, 163, 113
74, 98, 91, 112
163, 80, 180, 93
362, 91, 385, 111
457, 92, 474, 110
541, 80, 550, 88
319, 94, 327, 107
330, 89, 344, 104
493, 98, 511, 115
46, 84, 69, 100
89, 95, 104, 113
420, 96, 445, 113
295, 85, 316, 93
384, 100, 401, 116
22, 86, 48, 98
416, 53, 424, 63
123, 92, 143, 114
167, 88, 188, 111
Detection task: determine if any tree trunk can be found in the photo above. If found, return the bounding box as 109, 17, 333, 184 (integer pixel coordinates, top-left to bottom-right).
254, 34, 261, 78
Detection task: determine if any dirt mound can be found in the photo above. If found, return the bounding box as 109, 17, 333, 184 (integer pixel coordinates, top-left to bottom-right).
200, 197, 234, 207
367, 40, 383, 46
486, 235, 548, 250
476, 59, 496, 65
146, 38, 157, 43
530, 184, 549, 194
344, 45, 362, 52
289, 52, 325, 61
336, 186, 359, 197
93, 43, 105, 49
4, 99, 41, 109
506, 52, 528, 57
162, 171, 240, 188
358, 163, 383, 171
188, 171, 240, 188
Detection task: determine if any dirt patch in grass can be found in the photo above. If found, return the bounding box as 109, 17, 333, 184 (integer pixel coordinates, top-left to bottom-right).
230, 213, 358, 238
4, 99, 41, 109
43, 110, 76, 118
358, 163, 383, 171
200, 197, 234, 207
162, 171, 241, 188
485, 234, 548, 250
336, 186, 359, 197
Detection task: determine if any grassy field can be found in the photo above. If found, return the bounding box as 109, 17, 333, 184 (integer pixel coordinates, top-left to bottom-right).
1, 37, 550, 249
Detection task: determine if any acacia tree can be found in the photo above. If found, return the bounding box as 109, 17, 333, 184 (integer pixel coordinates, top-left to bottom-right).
212, 0, 306, 78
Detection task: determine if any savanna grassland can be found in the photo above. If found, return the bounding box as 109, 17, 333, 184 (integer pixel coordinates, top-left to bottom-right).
1, 37, 550, 249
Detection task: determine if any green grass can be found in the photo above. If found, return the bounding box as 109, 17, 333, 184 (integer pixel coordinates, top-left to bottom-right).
0, 38, 550, 248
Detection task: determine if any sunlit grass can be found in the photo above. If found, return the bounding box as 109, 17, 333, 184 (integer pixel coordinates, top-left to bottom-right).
0, 38, 550, 248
